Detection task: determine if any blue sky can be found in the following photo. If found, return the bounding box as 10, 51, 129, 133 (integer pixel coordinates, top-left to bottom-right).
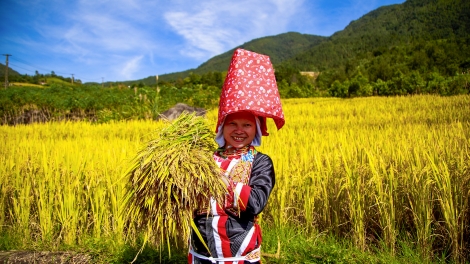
1, 0, 405, 83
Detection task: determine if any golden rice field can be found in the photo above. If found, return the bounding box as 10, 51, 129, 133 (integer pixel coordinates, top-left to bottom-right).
1, 95, 469, 262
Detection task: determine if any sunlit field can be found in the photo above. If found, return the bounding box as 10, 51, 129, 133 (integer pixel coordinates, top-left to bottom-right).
1, 95, 469, 263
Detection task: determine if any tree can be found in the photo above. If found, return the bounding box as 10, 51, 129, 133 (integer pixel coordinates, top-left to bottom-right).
187, 72, 201, 85
287, 83, 306, 98
390, 70, 406, 95
426, 72, 447, 94
373, 79, 391, 96
404, 71, 425, 94
447, 74, 470, 95
350, 73, 372, 96
409, 50, 428, 71
329, 80, 349, 98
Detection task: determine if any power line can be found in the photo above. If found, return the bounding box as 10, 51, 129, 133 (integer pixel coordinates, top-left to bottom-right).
77, 76, 102, 81
8, 61, 76, 80
9, 56, 65, 74
7, 62, 37, 74
2, 54, 122, 84
9, 56, 74, 76
6, 55, 102, 82
5, 63, 102, 82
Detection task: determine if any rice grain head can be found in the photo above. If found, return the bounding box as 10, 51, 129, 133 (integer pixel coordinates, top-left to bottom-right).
122, 112, 226, 247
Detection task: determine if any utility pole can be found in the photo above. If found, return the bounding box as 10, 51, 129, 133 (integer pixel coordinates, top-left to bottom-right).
102, 77, 104, 88
3, 54, 11, 89
71, 74, 74, 84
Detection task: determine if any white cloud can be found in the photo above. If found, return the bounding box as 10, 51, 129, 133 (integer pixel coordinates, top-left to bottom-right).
164, 0, 304, 59
23, 0, 161, 62
9, 0, 308, 80
164, 9, 232, 59
119, 55, 144, 79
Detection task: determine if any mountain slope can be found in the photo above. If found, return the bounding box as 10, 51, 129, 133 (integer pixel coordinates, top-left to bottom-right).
110, 0, 470, 86
283, 0, 470, 71
195, 32, 326, 72
156, 32, 326, 82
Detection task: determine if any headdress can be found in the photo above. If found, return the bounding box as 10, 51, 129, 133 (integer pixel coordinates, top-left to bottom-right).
216, 48, 285, 138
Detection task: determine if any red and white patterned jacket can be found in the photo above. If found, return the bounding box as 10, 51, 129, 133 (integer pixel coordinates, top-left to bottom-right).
189, 148, 275, 264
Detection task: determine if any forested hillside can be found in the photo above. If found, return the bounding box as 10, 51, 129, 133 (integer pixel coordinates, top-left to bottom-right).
134, 32, 326, 83
194, 32, 326, 73
280, 0, 470, 96
138, 0, 470, 98
1, 0, 469, 124
289, 0, 470, 71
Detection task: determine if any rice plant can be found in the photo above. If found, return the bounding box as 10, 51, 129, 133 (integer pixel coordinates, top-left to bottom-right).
0, 95, 469, 262
122, 112, 226, 251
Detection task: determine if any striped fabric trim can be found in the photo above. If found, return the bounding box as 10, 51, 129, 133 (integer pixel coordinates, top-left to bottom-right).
233, 182, 243, 208
225, 159, 238, 175
202, 146, 258, 260
235, 225, 256, 257
211, 215, 231, 258
189, 247, 261, 263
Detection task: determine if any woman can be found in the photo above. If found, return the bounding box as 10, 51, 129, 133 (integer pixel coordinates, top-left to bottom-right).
188, 49, 285, 264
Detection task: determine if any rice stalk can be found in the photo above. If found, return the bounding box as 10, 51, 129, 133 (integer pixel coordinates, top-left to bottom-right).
406, 148, 434, 260
122, 112, 226, 250
340, 145, 367, 252
428, 150, 468, 264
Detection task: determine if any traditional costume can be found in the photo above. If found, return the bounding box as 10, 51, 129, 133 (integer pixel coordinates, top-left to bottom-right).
189, 48, 285, 264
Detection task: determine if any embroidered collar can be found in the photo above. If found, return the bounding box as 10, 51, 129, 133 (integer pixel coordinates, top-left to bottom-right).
217, 145, 250, 158
215, 145, 257, 163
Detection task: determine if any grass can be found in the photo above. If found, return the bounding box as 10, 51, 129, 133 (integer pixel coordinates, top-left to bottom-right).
2, 225, 442, 263
10, 82, 45, 88
0, 225, 443, 264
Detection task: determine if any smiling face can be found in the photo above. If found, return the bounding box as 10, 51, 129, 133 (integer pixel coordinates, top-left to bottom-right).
222, 111, 257, 149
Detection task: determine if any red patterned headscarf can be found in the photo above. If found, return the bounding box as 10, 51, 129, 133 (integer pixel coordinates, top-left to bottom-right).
216, 48, 285, 136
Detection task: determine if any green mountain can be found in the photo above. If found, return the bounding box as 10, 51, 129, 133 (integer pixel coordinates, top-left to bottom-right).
129, 0, 470, 88
136, 32, 327, 83
283, 0, 470, 71
3, 0, 468, 125
194, 32, 326, 72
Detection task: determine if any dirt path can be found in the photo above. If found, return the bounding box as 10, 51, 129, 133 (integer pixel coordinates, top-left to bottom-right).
0, 251, 92, 264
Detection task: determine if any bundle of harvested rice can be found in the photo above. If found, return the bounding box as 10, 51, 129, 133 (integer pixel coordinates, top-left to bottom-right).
123, 112, 226, 248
